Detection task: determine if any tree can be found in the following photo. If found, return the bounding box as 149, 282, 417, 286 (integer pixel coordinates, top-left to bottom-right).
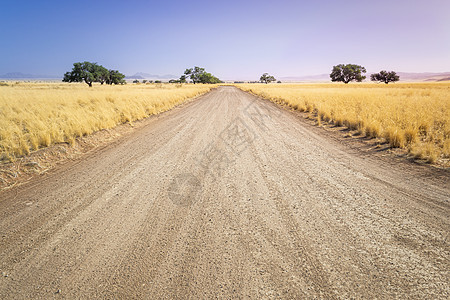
260, 73, 276, 84
330, 64, 366, 84
63, 62, 98, 87
105, 70, 125, 85
95, 65, 109, 85
370, 70, 399, 84
199, 72, 221, 84
183, 66, 221, 84
184, 66, 205, 84
63, 62, 125, 86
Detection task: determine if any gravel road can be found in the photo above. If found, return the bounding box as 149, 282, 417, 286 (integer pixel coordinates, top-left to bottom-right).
0, 86, 449, 299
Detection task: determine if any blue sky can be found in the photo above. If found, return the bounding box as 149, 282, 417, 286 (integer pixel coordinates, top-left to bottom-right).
1, 0, 449, 79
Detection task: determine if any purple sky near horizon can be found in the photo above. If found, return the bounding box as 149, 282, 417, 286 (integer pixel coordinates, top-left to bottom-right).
1, 0, 449, 79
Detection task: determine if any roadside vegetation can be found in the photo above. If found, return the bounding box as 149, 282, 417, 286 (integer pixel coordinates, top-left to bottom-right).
0, 82, 214, 161
237, 82, 450, 164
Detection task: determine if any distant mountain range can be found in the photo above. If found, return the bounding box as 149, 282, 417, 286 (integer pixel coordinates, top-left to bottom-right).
125, 72, 178, 80
279, 74, 330, 82
279, 72, 450, 82
0, 72, 59, 79
397, 72, 450, 82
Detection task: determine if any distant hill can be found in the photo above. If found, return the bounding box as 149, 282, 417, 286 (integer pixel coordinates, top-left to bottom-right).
126, 72, 177, 80
0, 72, 59, 79
126, 75, 145, 79
279, 74, 330, 82
396, 72, 450, 81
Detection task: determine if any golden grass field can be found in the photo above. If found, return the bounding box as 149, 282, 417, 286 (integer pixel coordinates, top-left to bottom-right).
237, 82, 450, 164
0, 82, 214, 161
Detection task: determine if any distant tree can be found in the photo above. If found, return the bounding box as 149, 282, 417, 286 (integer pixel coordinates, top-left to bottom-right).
105, 70, 125, 85
370, 70, 400, 84
63, 62, 98, 87
260, 73, 276, 84
95, 65, 109, 85
277, 80, 282, 83
199, 72, 221, 84
63, 62, 125, 87
169, 79, 177, 83
330, 64, 366, 84
154, 80, 162, 83
183, 66, 221, 84
133, 79, 140, 84
184, 66, 205, 84
142, 80, 148, 84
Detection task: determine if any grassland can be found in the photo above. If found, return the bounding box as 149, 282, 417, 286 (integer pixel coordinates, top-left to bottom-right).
237, 82, 450, 164
0, 82, 214, 161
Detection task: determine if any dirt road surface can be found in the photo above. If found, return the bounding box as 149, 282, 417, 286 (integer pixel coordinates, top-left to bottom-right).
1, 87, 449, 299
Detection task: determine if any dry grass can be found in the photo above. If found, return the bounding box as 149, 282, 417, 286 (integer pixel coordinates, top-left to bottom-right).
237, 82, 450, 164
0, 82, 214, 161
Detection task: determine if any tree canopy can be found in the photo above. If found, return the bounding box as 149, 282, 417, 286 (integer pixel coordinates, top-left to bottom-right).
330, 64, 366, 84
183, 66, 221, 84
63, 62, 125, 87
370, 70, 400, 84
260, 73, 276, 84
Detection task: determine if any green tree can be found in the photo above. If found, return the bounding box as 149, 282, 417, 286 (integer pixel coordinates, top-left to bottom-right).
260, 73, 276, 84
199, 72, 221, 84
183, 66, 221, 84
63, 62, 125, 87
63, 62, 98, 87
95, 65, 109, 85
184, 66, 205, 84
105, 70, 125, 85
370, 70, 400, 84
330, 64, 366, 83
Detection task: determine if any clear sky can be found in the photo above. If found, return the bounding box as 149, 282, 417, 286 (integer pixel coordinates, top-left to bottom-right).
1, 0, 449, 79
